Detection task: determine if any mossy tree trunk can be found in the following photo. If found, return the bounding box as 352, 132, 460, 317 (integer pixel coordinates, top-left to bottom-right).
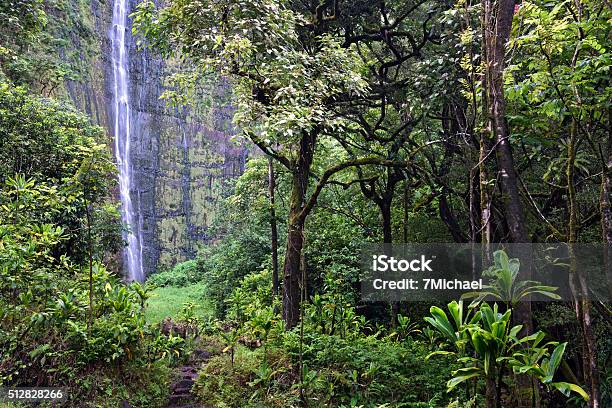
282, 131, 316, 329
482, 1, 535, 405
268, 157, 279, 296
483, 0, 532, 327
568, 118, 600, 408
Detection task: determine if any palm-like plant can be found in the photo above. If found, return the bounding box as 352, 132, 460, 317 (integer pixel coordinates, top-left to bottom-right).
426, 301, 588, 408
219, 326, 241, 368
424, 300, 481, 358
500, 339, 589, 400
129, 281, 150, 310
462, 250, 560, 308
389, 314, 421, 341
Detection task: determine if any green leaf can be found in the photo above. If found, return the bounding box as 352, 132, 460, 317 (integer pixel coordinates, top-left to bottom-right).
551, 382, 590, 401
508, 325, 523, 339
425, 350, 455, 361
425, 306, 456, 343
471, 331, 488, 356
447, 367, 482, 391
448, 300, 463, 329
518, 331, 546, 347
545, 342, 567, 381
518, 288, 561, 300
494, 250, 510, 271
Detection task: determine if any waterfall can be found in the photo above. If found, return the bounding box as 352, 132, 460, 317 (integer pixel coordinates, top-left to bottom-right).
110, 0, 144, 282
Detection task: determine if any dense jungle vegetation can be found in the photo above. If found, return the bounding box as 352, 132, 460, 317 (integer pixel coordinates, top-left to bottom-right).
0, 0, 610, 407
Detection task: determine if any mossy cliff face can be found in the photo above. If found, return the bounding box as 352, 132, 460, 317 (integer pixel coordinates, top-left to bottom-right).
62, 0, 247, 275
62, 0, 113, 131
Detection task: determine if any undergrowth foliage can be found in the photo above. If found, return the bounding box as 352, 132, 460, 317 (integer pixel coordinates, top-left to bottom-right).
0, 85, 189, 406
1, 0, 610, 405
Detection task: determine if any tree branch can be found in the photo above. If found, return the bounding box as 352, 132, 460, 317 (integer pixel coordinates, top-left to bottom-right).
244, 130, 292, 170
298, 157, 409, 221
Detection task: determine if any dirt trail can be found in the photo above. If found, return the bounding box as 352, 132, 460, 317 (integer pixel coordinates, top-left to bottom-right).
166, 349, 213, 408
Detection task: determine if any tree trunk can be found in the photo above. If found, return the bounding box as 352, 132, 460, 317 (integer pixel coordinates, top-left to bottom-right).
479, 137, 491, 249
567, 119, 600, 408
380, 201, 393, 244
403, 180, 409, 243
486, 0, 528, 244
578, 296, 599, 408
602, 111, 612, 244
268, 157, 279, 296
470, 166, 480, 279
484, 0, 532, 328
603, 110, 612, 323
378, 196, 398, 324
480, 0, 492, 264
483, 2, 535, 404
282, 131, 316, 329
486, 374, 497, 408
283, 179, 306, 329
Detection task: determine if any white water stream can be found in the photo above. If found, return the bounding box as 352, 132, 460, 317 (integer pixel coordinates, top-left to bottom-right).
111, 0, 144, 282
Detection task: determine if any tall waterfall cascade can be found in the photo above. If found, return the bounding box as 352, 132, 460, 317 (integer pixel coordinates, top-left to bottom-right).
110, 0, 144, 282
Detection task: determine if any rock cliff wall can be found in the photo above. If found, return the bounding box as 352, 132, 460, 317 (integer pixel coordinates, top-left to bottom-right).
61, 0, 247, 275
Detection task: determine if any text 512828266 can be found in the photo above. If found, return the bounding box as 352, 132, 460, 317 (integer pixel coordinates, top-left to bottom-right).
0, 387, 66, 402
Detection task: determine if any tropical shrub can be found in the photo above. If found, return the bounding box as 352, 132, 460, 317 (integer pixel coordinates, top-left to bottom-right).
425, 301, 589, 407
0, 83, 121, 263
148, 260, 200, 287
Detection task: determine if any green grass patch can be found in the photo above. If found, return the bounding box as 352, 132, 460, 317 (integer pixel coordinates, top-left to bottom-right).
145, 282, 212, 324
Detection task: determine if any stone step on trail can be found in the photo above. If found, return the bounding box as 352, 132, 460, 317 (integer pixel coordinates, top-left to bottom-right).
165, 349, 214, 408
169, 393, 193, 406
